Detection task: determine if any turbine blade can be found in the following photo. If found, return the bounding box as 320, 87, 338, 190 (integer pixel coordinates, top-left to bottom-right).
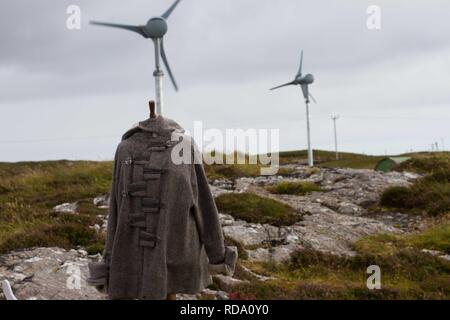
297, 50, 303, 77
309, 92, 317, 103
160, 39, 179, 91
301, 84, 309, 102
90, 21, 147, 37
270, 81, 295, 91
162, 0, 182, 19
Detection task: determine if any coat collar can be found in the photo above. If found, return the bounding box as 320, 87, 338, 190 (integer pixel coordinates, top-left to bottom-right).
122, 116, 185, 141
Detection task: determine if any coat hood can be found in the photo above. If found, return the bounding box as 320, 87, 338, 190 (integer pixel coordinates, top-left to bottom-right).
122, 116, 185, 141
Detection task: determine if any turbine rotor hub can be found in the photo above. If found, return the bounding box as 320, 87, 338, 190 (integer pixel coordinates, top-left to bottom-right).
304, 74, 314, 84
145, 17, 168, 38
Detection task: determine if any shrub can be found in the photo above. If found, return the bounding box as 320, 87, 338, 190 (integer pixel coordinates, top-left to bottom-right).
426, 169, 450, 183
86, 242, 105, 255
215, 193, 300, 226
380, 167, 450, 216
380, 186, 413, 208
395, 157, 450, 174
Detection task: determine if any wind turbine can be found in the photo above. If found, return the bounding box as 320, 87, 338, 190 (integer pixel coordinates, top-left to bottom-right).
90, 0, 183, 115
270, 50, 316, 167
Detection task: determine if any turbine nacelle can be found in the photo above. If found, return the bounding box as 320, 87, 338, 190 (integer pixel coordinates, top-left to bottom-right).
145, 17, 168, 39
296, 73, 314, 84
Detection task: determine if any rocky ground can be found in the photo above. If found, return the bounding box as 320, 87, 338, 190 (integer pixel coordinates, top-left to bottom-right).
0, 165, 422, 300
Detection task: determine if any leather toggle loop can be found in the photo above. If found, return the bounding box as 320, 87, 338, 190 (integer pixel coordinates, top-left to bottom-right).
128, 213, 146, 228
139, 230, 159, 248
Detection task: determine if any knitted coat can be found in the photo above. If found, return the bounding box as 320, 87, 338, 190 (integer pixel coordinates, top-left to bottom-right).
87, 116, 237, 300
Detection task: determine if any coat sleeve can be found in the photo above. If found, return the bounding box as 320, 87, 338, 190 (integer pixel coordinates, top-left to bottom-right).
88, 147, 121, 291
192, 162, 238, 276
103, 147, 121, 267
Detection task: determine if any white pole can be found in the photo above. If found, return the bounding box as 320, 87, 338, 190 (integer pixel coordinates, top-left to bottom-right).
2, 280, 18, 300
331, 115, 339, 160
305, 101, 313, 167
153, 38, 164, 115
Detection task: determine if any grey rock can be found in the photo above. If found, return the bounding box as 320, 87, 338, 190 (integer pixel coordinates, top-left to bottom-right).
223, 223, 288, 247
239, 265, 275, 282
0, 247, 105, 300
218, 213, 235, 227
421, 249, 450, 262
53, 202, 79, 214
213, 275, 247, 292
93, 194, 110, 208
247, 244, 303, 262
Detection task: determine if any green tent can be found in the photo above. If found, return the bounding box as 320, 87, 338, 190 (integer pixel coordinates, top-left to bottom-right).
375, 157, 411, 172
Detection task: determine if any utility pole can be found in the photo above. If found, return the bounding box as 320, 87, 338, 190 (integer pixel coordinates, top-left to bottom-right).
331, 115, 340, 160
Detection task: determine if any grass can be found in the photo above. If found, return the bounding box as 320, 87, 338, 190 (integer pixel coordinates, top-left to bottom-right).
231, 247, 450, 299
380, 169, 450, 216
204, 164, 262, 180
355, 222, 450, 255
231, 222, 450, 300
278, 149, 384, 169
215, 193, 300, 226
0, 161, 110, 254
268, 181, 321, 195
204, 151, 450, 179
395, 154, 450, 174
203, 149, 386, 180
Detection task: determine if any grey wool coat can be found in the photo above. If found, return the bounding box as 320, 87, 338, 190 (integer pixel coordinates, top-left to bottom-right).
88, 116, 237, 300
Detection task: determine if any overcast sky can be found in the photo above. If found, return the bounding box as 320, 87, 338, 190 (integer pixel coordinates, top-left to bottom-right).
0, 0, 449, 161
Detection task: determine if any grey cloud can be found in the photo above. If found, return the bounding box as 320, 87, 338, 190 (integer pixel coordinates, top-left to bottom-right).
0, 0, 449, 160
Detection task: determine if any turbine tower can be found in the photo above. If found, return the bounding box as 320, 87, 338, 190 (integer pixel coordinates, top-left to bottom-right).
331, 115, 339, 160
90, 0, 183, 115
270, 50, 316, 167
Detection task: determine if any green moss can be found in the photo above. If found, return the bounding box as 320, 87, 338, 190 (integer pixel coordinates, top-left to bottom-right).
215, 193, 300, 226
268, 181, 321, 195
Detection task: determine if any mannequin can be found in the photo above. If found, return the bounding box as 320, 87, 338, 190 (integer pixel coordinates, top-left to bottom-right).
149, 100, 157, 119
88, 100, 237, 300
